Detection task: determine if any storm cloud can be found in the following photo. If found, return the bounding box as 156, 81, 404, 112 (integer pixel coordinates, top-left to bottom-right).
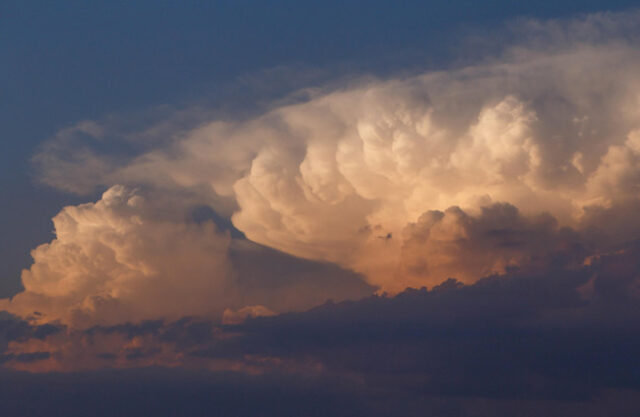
0, 186, 371, 327
2, 240, 640, 415
20, 11, 640, 300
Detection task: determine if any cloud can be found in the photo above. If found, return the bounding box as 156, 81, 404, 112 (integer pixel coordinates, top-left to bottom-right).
27, 12, 640, 294
2, 367, 640, 417
3, 10, 640, 334
0, 367, 371, 417
398, 203, 585, 289
0, 186, 372, 328
190, 244, 640, 401
4, 10, 640, 417
2, 242, 640, 415
222, 305, 276, 325
1, 185, 235, 327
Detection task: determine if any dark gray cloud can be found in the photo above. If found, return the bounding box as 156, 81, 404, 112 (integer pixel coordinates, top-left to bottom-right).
223, 243, 640, 400
1, 368, 639, 417
0, 368, 370, 417
2, 240, 640, 416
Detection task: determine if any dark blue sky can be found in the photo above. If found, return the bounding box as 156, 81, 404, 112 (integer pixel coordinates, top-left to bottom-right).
1, 0, 639, 296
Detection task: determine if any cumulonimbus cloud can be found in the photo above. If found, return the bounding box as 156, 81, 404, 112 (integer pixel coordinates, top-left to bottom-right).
0, 186, 236, 327
0, 186, 372, 328
7, 11, 640, 326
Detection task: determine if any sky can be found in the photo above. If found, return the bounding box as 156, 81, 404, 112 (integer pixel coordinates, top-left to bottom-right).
3, 1, 640, 416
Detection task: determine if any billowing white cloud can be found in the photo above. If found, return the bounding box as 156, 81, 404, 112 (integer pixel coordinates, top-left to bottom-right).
14, 11, 640, 315
0, 186, 372, 328
1, 186, 235, 327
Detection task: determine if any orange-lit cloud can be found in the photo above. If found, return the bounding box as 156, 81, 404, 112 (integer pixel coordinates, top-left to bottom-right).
6, 12, 640, 328
0, 186, 371, 328
0, 186, 235, 327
